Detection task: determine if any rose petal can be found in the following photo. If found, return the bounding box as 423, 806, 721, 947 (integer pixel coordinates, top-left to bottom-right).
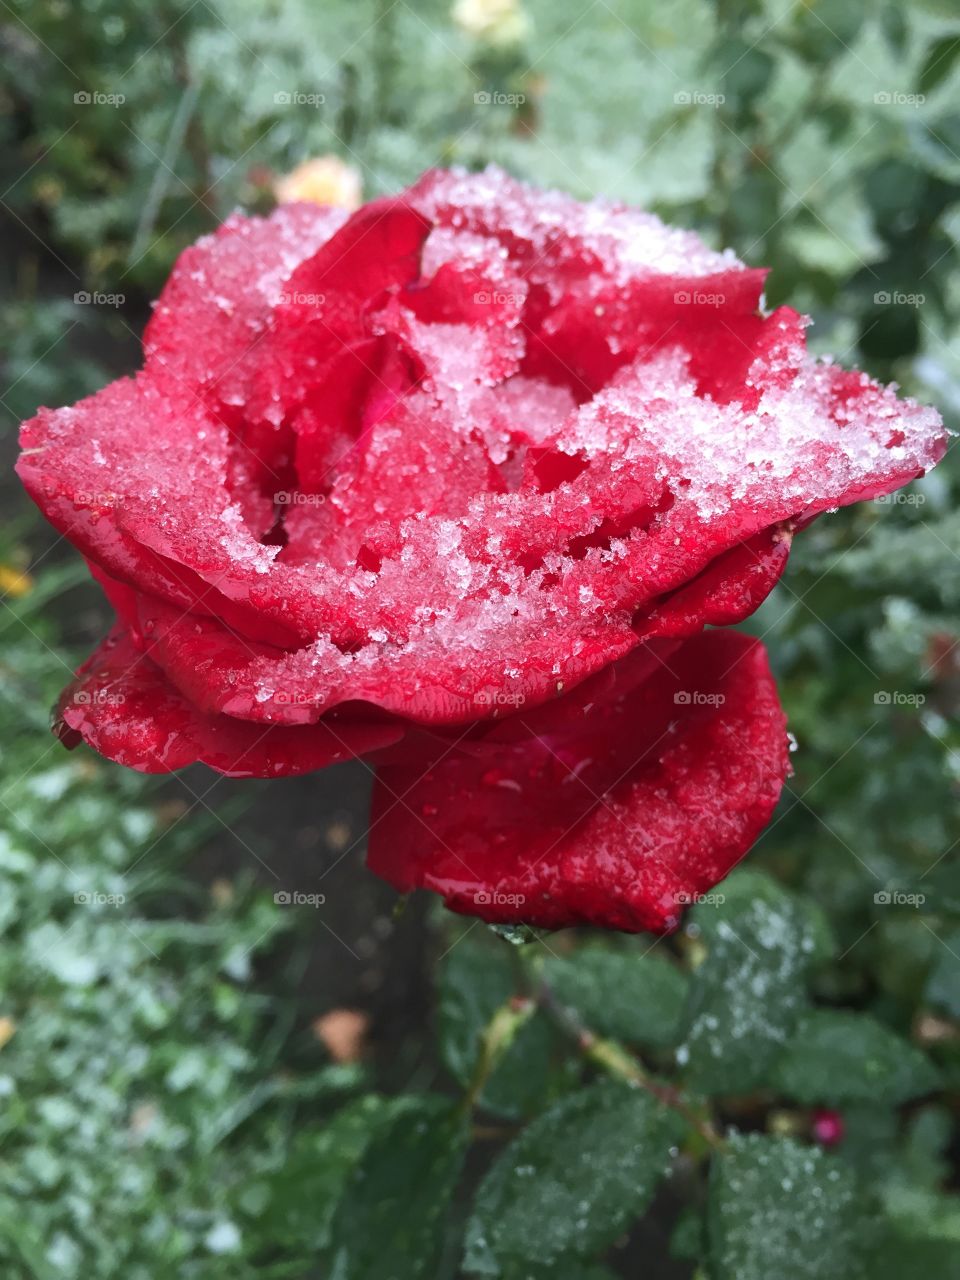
291, 334, 424, 495
635, 524, 794, 638
253, 197, 434, 423
408, 165, 768, 394
367, 631, 789, 932
144, 202, 346, 390
57, 629, 404, 777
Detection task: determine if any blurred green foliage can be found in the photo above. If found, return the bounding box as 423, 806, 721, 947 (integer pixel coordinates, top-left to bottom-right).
2, 0, 960, 1276
0, 575, 386, 1277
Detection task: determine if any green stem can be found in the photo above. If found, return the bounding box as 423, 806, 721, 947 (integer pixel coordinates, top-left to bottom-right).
460, 996, 535, 1114
537, 975, 724, 1151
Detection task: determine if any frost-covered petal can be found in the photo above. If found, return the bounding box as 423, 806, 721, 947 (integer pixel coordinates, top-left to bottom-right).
55, 629, 404, 777
143, 202, 347, 391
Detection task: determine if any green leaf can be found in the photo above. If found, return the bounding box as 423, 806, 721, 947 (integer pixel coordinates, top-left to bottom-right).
919, 36, 960, 97
773, 1010, 940, 1105
675, 872, 830, 1093
708, 1134, 876, 1280
259, 1094, 398, 1254
541, 945, 689, 1047
463, 1079, 682, 1274
327, 1095, 468, 1280
439, 937, 555, 1118
693, 871, 834, 962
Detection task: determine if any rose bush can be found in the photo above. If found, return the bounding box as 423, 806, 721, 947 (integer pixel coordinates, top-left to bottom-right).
17, 167, 945, 930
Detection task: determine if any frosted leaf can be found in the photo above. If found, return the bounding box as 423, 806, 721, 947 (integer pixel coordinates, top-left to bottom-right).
709, 1134, 875, 1280
674, 871, 832, 1092
464, 1080, 682, 1271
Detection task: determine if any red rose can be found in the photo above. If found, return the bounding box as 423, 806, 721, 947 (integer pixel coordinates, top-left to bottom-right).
18, 167, 945, 931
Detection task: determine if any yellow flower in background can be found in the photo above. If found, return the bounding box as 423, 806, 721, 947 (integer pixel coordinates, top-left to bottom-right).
0, 564, 33, 598
453, 0, 532, 46
273, 156, 363, 210
0, 1017, 15, 1049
